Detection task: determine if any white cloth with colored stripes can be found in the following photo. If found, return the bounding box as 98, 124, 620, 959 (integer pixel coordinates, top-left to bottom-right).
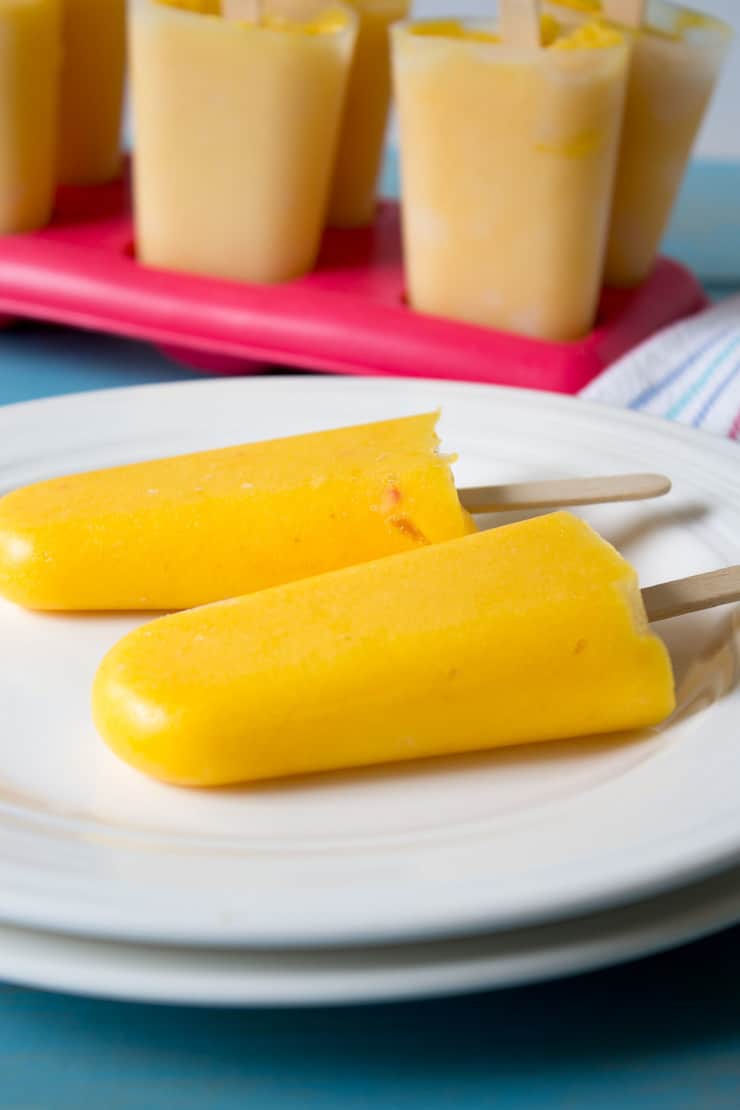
581, 295, 740, 441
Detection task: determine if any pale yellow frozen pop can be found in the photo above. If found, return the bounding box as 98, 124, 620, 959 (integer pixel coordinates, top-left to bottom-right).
547, 0, 731, 286
0, 0, 61, 234
58, 0, 126, 186
392, 14, 629, 340
328, 0, 411, 228
130, 0, 357, 283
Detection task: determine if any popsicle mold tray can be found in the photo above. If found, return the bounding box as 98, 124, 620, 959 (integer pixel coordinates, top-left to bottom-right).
0, 173, 707, 393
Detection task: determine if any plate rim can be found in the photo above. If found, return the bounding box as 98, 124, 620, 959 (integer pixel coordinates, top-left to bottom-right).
0, 863, 739, 1007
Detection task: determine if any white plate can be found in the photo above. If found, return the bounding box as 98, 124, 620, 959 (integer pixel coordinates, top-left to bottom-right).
0, 377, 738, 948
2, 865, 740, 1006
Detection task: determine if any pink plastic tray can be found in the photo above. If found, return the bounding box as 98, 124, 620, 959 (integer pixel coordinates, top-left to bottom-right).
0, 172, 707, 393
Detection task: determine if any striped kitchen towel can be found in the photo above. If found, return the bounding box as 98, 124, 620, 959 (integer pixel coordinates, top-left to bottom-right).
582, 295, 740, 440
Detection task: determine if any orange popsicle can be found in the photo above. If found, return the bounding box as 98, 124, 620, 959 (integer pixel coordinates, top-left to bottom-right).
93, 511, 676, 786
0, 414, 474, 611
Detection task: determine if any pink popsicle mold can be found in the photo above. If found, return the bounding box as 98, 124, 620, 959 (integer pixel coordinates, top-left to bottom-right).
0, 169, 707, 392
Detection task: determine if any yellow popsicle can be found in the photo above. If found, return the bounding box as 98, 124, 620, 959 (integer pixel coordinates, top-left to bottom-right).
392, 16, 629, 340
327, 0, 411, 228
58, 0, 126, 186
131, 0, 357, 284
547, 0, 731, 287
0, 414, 474, 611
93, 512, 676, 787
0, 0, 61, 234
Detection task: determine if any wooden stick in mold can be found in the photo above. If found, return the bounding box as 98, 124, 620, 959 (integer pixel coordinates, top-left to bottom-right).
222, 0, 261, 21
602, 0, 646, 27
499, 0, 541, 48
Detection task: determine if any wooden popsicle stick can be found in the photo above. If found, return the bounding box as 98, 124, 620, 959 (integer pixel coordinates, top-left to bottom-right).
458, 473, 671, 514
643, 566, 740, 623
222, 0, 260, 21
602, 0, 646, 28
499, 0, 541, 47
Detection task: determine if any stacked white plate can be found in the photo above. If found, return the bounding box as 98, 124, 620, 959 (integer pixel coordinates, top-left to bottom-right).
1, 377, 738, 1007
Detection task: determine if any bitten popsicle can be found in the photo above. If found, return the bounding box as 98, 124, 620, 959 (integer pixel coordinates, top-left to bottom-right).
130, 0, 357, 283
0, 413, 670, 612
546, 0, 731, 287
392, 9, 629, 340
58, 0, 126, 185
0, 414, 473, 611
328, 0, 411, 228
92, 512, 677, 787
0, 0, 61, 234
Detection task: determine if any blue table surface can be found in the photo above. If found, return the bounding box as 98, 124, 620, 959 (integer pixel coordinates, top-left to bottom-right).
1, 160, 740, 1109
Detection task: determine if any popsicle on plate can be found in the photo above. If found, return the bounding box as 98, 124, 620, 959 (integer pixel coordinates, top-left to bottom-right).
93, 512, 676, 787
392, 15, 629, 340
546, 0, 731, 287
130, 0, 357, 284
58, 0, 126, 186
0, 0, 61, 234
0, 414, 475, 611
327, 0, 410, 228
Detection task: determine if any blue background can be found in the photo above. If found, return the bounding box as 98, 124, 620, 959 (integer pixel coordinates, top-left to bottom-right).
1, 161, 739, 1107
1, 924, 740, 1109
